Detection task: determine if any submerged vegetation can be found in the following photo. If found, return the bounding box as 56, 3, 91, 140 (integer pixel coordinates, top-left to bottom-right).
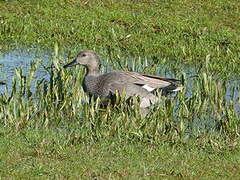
0, 0, 240, 179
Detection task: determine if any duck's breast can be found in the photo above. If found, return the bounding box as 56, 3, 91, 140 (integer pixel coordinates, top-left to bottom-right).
83, 75, 110, 98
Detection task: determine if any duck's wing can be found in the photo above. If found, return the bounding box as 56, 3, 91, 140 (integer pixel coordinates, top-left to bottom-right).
115, 71, 183, 92
100, 71, 183, 95
108, 80, 149, 97
136, 73, 183, 92
107, 80, 158, 108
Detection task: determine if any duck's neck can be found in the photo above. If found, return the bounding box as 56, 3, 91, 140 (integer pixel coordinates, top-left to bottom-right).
86, 67, 100, 75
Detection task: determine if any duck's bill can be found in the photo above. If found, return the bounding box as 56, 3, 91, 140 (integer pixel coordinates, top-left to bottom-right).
63, 59, 78, 68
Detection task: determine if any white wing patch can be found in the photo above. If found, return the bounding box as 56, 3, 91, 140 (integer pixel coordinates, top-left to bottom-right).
172, 86, 184, 92
142, 85, 156, 92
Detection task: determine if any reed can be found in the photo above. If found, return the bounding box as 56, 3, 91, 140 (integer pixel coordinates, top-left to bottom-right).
0, 0, 240, 178
0, 50, 239, 144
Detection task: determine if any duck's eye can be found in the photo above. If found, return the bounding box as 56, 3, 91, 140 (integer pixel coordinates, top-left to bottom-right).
82, 53, 86, 57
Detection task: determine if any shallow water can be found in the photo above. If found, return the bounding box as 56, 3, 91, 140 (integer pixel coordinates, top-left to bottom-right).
0, 49, 239, 115
0, 49, 50, 93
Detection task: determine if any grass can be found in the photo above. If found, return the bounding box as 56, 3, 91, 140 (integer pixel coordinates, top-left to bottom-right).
0, 0, 240, 73
0, 0, 240, 179
1, 128, 239, 179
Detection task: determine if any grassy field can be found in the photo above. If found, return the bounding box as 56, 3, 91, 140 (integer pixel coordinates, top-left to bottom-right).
0, 0, 240, 179
1, 127, 239, 179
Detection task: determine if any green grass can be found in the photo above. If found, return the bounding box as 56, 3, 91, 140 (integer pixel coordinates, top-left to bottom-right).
1, 127, 240, 179
0, 0, 240, 179
0, 0, 240, 73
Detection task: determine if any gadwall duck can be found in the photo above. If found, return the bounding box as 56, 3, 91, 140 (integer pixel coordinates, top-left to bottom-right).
64, 50, 183, 110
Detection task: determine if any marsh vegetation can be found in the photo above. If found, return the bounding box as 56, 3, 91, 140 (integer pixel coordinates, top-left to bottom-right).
0, 0, 240, 179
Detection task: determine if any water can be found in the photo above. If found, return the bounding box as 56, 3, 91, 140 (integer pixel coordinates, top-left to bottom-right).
0, 49, 50, 93
0, 49, 239, 118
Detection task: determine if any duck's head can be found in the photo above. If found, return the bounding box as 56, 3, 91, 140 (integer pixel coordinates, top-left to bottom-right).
64, 50, 101, 74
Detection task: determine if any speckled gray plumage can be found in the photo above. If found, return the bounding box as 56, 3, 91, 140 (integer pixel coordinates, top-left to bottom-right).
64, 50, 183, 112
